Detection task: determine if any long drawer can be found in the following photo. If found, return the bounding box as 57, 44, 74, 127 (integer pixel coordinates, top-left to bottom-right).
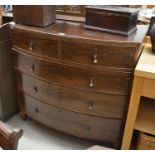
61, 40, 137, 69
12, 28, 58, 59
12, 50, 132, 95
15, 71, 127, 119
18, 92, 122, 144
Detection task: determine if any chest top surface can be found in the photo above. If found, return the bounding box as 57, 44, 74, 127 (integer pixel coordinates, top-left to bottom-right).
11, 20, 148, 47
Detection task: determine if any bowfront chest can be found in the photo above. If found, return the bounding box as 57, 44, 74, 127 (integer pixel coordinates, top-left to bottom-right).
11, 20, 147, 148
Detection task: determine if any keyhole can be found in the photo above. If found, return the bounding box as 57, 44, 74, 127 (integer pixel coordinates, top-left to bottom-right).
35, 107, 39, 113
58, 109, 61, 113
31, 64, 35, 72
33, 86, 38, 93
87, 126, 91, 131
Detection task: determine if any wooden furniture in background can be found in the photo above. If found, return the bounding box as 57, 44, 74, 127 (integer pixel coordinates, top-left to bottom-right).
121, 43, 155, 149
56, 5, 85, 16
0, 23, 18, 121
0, 121, 23, 150
10, 19, 147, 149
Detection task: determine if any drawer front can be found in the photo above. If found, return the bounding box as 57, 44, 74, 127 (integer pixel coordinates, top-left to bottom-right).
18, 92, 122, 144
16, 71, 127, 119
12, 50, 132, 95
143, 79, 155, 99
61, 40, 136, 69
12, 28, 58, 59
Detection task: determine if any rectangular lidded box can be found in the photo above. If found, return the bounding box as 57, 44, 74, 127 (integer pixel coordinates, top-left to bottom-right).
85, 6, 140, 36
13, 5, 56, 27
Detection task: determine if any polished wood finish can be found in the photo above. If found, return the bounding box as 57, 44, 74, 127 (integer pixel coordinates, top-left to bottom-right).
121, 43, 155, 149
10, 20, 147, 45
15, 71, 127, 119
12, 28, 58, 59
11, 20, 147, 149
18, 92, 122, 144
13, 6, 56, 27
61, 40, 137, 69
0, 121, 23, 150
85, 6, 139, 36
12, 50, 132, 95
0, 23, 18, 121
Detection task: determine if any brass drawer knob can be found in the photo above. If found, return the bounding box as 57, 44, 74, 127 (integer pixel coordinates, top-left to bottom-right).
93, 54, 98, 64
29, 41, 33, 51
89, 78, 95, 88
93, 48, 98, 64
88, 100, 94, 110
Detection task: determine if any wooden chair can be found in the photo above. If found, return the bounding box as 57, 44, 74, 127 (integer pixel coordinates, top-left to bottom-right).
0, 121, 23, 150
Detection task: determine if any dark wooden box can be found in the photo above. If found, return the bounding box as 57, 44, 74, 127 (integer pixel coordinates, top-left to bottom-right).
85, 6, 140, 36
13, 5, 56, 27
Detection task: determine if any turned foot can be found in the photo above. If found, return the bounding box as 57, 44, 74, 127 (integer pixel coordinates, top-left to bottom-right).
20, 112, 28, 120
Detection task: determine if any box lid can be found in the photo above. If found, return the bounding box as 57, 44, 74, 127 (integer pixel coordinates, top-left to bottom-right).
86, 5, 141, 14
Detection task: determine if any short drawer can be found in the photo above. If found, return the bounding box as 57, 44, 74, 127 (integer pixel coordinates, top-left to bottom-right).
12, 28, 58, 59
12, 50, 132, 95
18, 92, 122, 145
16, 71, 127, 119
61, 40, 137, 69
142, 78, 155, 99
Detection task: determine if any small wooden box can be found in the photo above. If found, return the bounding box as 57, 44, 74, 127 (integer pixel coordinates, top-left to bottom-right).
13, 5, 56, 27
85, 6, 140, 36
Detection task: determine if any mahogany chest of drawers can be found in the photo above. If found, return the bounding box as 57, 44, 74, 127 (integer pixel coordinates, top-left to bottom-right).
11, 20, 147, 148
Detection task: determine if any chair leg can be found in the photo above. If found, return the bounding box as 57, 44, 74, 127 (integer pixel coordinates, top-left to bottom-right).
0, 122, 23, 150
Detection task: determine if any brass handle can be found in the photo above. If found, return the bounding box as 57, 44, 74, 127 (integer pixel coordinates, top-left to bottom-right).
30, 64, 35, 72
93, 48, 98, 64
89, 78, 95, 88
88, 100, 94, 110
29, 41, 33, 51
93, 53, 98, 64
33, 86, 38, 93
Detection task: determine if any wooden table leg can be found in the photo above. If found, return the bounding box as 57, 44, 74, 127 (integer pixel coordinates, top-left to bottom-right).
121, 76, 144, 149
